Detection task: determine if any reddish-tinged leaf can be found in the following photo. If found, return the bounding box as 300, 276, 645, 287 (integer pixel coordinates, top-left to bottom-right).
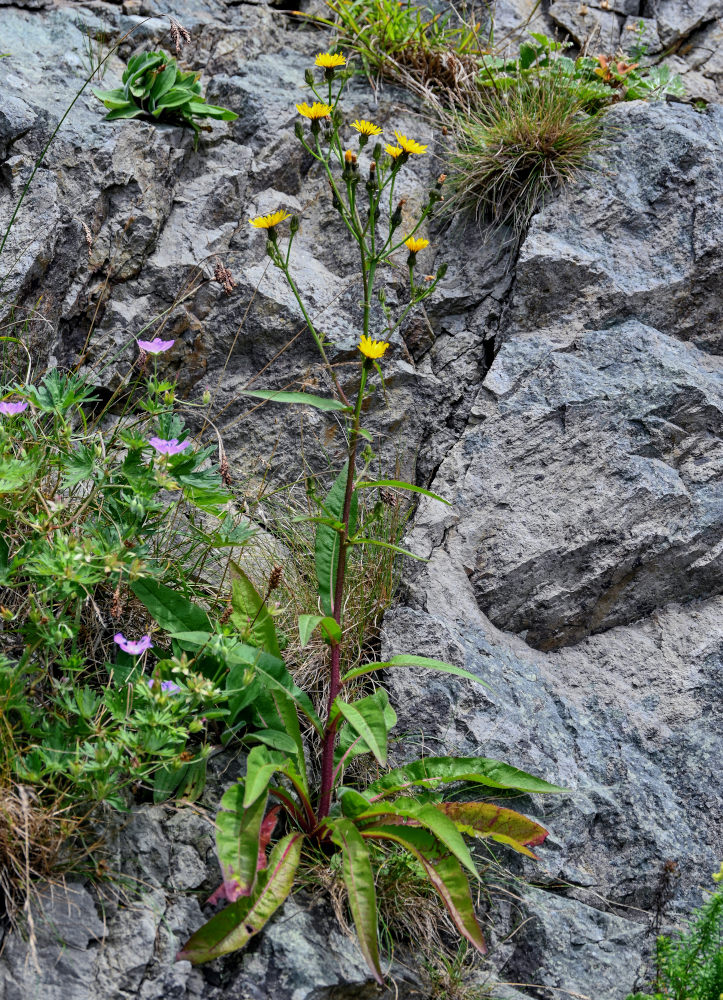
362, 825, 487, 955
436, 802, 549, 858
257, 806, 280, 870
207, 879, 243, 906
330, 819, 384, 984
178, 833, 303, 964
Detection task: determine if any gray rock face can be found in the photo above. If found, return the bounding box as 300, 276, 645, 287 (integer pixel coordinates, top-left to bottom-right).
407, 319, 723, 649
549, 2, 623, 50
643, 0, 723, 46
511, 102, 723, 356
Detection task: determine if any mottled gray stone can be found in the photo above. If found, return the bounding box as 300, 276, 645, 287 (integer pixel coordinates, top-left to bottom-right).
510, 102, 723, 355
406, 319, 723, 648
642, 0, 723, 46
380, 597, 722, 998
621, 15, 663, 53
549, 1, 623, 50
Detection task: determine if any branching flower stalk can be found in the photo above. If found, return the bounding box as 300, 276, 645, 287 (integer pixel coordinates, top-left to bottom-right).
179, 52, 564, 981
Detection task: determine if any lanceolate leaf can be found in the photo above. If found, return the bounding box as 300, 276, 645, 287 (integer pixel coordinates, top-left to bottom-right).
216, 785, 268, 895
436, 802, 549, 859
229, 561, 280, 657
361, 825, 486, 955
330, 819, 383, 984
243, 746, 289, 808
131, 578, 212, 634
178, 833, 303, 964
298, 614, 342, 647
315, 464, 357, 617
364, 757, 566, 800
242, 389, 349, 412
334, 698, 388, 766
356, 479, 450, 505
342, 654, 489, 687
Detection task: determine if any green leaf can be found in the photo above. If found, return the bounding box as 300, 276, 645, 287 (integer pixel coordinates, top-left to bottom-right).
131, 579, 211, 635
315, 464, 357, 616
356, 479, 450, 505
186, 101, 239, 120
153, 86, 194, 111
361, 825, 486, 955
519, 42, 537, 69
248, 728, 300, 754
243, 746, 289, 808
230, 561, 280, 657
348, 537, 427, 561
335, 689, 395, 766
364, 756, 566, 800
216, 784, 267, 894
252, 688, 308, 792
435, 802, 549, 859
342, 654, 489, 688
330, 819, 384, 983
242, 389, 349, 412
298, 614, 341, 647
149, 63, 177, 104
153, 756, 206, 803
334, 698, 388, 766
178, 832, 303, 964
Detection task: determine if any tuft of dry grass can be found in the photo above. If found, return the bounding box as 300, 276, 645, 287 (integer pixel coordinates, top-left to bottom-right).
442, 76, 607, 232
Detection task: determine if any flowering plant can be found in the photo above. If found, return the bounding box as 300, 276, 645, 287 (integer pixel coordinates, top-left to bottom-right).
178, 55, 563, 979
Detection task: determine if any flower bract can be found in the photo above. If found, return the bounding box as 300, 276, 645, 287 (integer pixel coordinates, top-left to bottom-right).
114, 633, 152, 655
359, 335, 390, 360
149, 436, 191, 456
394, 131, 428, 155
0, 400, 29, 416
351, 119, 382, 136
404, 237, 429, 253
315, 53, 346, 69
296, 102, 333, 120
249, 210, 291, 229
137, 338, 175, 354
385, 144, 402, 159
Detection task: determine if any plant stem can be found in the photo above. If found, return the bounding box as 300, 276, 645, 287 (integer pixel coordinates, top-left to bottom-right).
317, 360, 369, 822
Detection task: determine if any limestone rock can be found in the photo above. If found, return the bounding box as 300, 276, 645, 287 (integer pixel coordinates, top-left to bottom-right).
549, 2, 623, 50
643, 0, 723, 46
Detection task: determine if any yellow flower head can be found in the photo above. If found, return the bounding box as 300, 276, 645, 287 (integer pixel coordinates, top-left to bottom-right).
385, 144, 403, 160
351, 119, 382, 136
296, 101, 333, 120
315, 52, 346, 69
404, 236, 429, 253
249, 209, 291, 229
359, 335, 390, 360
394, 131, 428, 155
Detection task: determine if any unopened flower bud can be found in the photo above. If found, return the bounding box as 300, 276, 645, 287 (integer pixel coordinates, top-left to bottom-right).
294, 121, 304, 141
372, 142, 382, 162
436, 262, 448, 280
290, 214, 300, 234
390, 198, 406, 229
304, 68, 314, 87
202, 389, 211, 405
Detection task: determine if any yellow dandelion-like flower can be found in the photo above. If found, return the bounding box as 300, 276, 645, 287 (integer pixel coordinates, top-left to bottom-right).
404, 236, 429, 253
385, 144, 403, 159
359, 335, 390, 360
315, 52, 346, 68
296, 101, 333, 120
249, 209, 291, 229
351, 119, 382, 136
394, 131, 428, 155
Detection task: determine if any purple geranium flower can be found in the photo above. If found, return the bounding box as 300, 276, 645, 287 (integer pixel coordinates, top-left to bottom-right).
137, 338, 175, 354
148, 678, 181, 694
0, 400, 29, 416
114, 633, 152, 655
148, 436, 191, 456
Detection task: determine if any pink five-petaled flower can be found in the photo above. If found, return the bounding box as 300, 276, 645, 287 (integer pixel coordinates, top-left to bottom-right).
0, 400, 29, 416
114, 633, 152, 655
148, 436, 191, 456
137, 338, 175, 354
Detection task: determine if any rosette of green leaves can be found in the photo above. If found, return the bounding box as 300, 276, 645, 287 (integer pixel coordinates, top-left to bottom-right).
92, 50, 237, 148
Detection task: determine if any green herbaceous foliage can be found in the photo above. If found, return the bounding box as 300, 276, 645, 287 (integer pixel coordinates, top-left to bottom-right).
172, 54, 566, 981
627, 869, 723, 1000
93, 50, 237, 148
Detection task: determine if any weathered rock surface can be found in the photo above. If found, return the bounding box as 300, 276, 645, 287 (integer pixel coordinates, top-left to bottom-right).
0, 0, 721, 999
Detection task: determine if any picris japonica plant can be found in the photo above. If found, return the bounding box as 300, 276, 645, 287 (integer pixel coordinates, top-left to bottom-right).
178, 52, 564, 980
